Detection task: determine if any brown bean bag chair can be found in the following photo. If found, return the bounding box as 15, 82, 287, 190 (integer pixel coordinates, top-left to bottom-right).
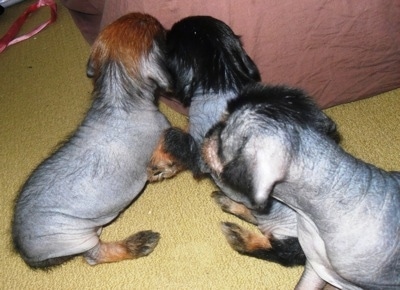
61, 0, 400, 114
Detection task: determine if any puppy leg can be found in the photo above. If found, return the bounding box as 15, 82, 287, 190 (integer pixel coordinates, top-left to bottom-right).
148, 127, 201, 182
212, 191, 258, 225
221, 222, 305, 267
84, 230, 160, 265
295, 261, 327, 290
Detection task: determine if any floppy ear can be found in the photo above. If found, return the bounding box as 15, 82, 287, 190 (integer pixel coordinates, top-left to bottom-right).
246, 136, 290, 206
220, 135, 290, 207
240, 54, 261, 82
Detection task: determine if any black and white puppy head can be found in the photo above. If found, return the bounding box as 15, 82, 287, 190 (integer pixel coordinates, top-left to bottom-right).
202, 83, 337, 209
166, 15, 261, 106
86, 12, 171, 94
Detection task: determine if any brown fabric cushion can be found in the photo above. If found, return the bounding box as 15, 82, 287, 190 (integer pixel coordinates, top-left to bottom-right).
61, 0, 400, 112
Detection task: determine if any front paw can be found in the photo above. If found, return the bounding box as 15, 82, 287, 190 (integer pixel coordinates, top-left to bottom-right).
221, 222, 270, 254
212, 192, 258, 225
147, 159, 181, 182
147, 130, 185, 182
221, 222, 251, 253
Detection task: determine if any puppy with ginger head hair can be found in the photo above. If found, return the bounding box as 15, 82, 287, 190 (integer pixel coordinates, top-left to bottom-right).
12, 12, 171, 269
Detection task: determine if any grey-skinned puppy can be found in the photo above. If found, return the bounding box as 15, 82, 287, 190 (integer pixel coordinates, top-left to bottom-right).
203, 83, 400, 289
148, 15, 261, 179
12, 13, 171, 269
147, 16, 315, 267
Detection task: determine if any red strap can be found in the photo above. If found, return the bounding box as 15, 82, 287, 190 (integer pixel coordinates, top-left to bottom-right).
0, 0, 57, 53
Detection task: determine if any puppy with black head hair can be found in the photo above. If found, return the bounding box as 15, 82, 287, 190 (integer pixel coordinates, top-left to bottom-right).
148, 15, 261, 180
147, 16, 313, 267
203, 83, 400, 289
12, 13, 171, 269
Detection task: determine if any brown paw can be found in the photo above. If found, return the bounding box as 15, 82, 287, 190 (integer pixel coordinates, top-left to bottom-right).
212, 192, 258, 225
147, 159, 181, 182
211, 191, 233, 212
125, 230, 160, 258
147, 134, 184, 182
221, 222, 249, 253
221, 222, 270, 254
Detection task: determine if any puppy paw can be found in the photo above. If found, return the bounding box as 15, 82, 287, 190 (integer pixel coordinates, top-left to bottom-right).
221, 222, 249, 253
147, 159, 181, 182
213, 192, 257, 224
147, 144, 183, 182
211, 191, 232, 212
125, 230, 160, 258
147, 128, 188, 182
221, 222, 270, 254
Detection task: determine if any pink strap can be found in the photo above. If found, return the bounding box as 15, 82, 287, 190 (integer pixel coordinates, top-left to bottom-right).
0, 0, 57, 53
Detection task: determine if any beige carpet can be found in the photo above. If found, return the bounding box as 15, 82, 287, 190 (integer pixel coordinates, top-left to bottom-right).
1, 1, 399, 289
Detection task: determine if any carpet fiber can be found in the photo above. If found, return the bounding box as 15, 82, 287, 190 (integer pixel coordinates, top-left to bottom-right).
1, 1, 399, 289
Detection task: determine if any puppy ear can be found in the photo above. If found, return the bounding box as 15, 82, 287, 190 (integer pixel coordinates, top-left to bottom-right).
314, 112, 340, 142
86, 57, 95, 78
220, 135, 289, 207
251, 143, 289, 205
241, 54, 261, 82
245, 136, 290, 206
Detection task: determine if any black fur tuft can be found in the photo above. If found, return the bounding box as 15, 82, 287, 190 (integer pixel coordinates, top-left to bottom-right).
247, 237, 306, 267
228, 83, 339, 141
166, 16, 261, 106
163, 128, 203, 177
220, 154, 257, 205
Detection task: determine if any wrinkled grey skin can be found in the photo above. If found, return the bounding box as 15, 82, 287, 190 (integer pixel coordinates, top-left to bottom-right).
205, 101, 400, 289
188, 90, 237, 171
12, 41, 171, 267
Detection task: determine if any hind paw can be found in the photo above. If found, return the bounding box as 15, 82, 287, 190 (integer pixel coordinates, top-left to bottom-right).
125, 230, 161, 258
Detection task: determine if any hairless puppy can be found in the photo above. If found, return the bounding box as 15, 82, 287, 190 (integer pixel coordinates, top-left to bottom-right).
203, 83, 400, 289
12, 13, 171, 268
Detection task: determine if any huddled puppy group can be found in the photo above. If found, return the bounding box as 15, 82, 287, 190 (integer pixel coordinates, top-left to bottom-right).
12, 12, 399, 290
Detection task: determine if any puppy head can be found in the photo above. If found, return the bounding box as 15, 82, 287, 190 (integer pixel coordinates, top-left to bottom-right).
166, 16, 261, 106
203, 83, 337, 209
87, 12, 171, 91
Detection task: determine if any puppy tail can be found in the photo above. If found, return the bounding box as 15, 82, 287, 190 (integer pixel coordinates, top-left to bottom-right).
84, 231, 160, 265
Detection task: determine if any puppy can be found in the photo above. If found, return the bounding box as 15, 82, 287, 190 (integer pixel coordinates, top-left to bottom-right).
203, 83, 400, 289
147, 15, 315, 267
12, 13, 171, 269
147, 15, 261, 180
